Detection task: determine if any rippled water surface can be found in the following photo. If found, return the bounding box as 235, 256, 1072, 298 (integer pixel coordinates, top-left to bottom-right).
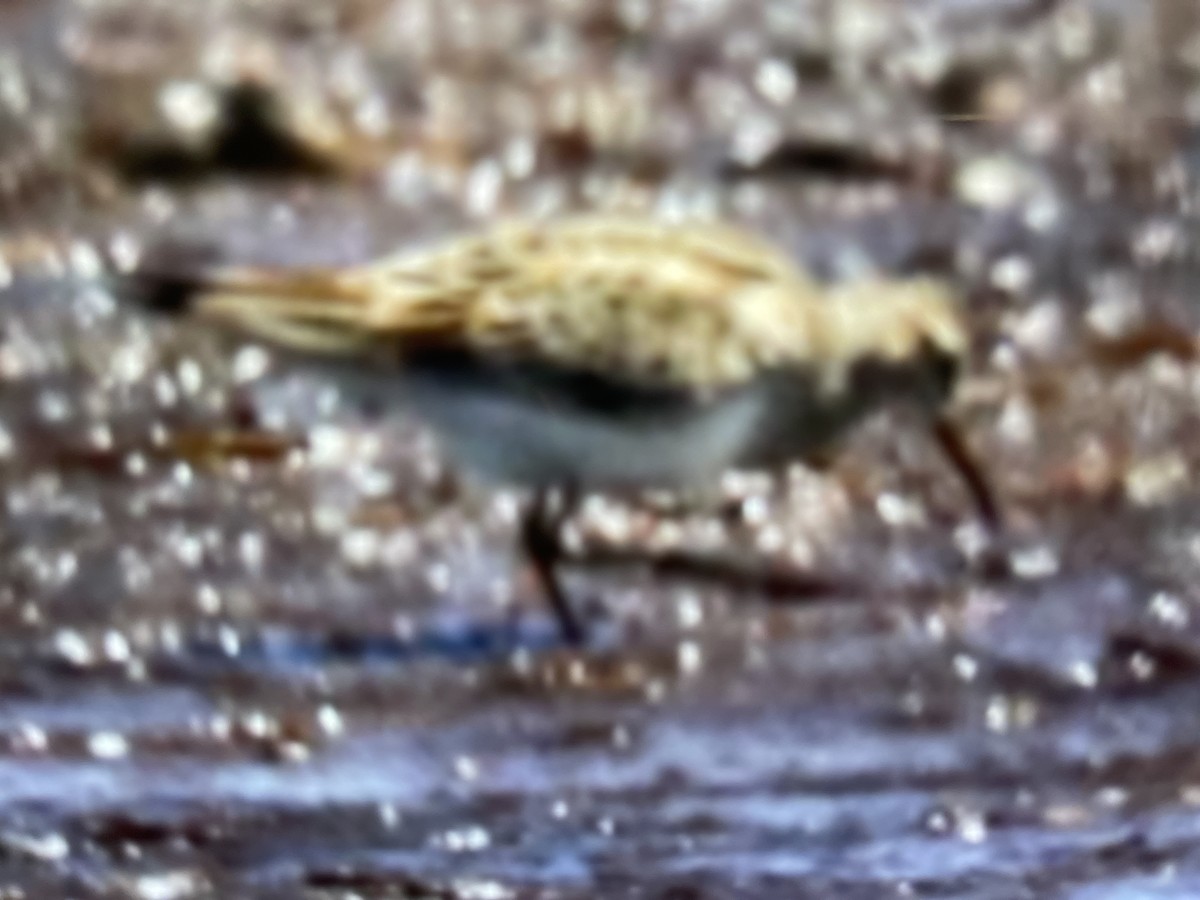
4, 0, 1200, 896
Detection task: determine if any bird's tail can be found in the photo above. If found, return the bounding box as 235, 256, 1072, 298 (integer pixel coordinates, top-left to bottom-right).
117, 241, 381, 356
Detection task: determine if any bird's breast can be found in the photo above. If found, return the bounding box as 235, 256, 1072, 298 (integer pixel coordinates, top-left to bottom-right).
397, 352, 768, 490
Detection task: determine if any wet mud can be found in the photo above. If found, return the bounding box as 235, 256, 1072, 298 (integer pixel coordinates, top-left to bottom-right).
4, 1, 1200, 897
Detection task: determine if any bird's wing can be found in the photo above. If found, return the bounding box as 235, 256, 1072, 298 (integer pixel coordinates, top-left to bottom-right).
128, 215, 828, 391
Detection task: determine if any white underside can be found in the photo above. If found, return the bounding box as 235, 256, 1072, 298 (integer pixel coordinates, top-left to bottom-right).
404, 379, 767, 489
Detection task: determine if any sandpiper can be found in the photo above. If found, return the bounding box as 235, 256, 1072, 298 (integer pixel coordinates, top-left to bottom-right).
120, 214, 998, 642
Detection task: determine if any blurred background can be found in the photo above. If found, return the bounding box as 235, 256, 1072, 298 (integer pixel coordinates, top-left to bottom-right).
3, 0, 1200, 896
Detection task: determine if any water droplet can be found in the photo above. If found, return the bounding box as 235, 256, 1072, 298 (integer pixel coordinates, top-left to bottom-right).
217, 625, 241, 657
54, 629, 93, 666
102, 630, 131, 663
677, 640, 703, 675
1010, 543, 1060, 579
316, 704, 344, 737
754, 58, 797, 104
88, 731, 130, 760
238, 532, 266, 572
1068, 660, 1098, 689
952, 653, 979, 682
158, 80, 221, 136
341, 529, 381, 568
1149, 591, 1189, 629
956, 808, 988, 844
442, 825, 491, 853
13, 723, 47, 753
232, 344, 271, 383
36, 389, 71, 423
676, 592, 704, 629
0, 829, 69, 861
378, 803, 400, 829
130, 869, 206, 900
196, 583, 222, 614
176, 358, 204, 396
454, 755, 480, 781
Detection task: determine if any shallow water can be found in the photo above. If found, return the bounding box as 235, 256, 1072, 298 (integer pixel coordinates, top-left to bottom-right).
4, 0, 1200, 897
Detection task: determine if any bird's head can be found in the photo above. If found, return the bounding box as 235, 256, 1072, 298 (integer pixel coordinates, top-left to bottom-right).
817, 275, 969, 408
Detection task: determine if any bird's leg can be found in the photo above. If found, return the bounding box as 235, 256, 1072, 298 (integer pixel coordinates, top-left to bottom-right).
520, 488, 586, 645
931, 416, 1001, 533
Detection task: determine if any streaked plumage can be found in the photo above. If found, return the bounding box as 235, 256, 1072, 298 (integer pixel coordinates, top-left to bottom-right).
175, 216, 962, 389
122, 213, 996, 642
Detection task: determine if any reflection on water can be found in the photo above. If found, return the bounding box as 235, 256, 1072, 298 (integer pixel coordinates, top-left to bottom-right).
5, 0, 1200, 895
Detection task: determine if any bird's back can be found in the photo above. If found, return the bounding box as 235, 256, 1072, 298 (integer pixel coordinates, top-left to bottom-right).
117, 213, 973, 489
347, 215, 828, 394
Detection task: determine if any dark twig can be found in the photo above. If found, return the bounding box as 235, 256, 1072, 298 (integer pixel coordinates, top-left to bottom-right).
570, 545, 853, 603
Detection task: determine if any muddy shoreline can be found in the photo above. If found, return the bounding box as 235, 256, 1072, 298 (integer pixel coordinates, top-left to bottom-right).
3, 1, 1200, 896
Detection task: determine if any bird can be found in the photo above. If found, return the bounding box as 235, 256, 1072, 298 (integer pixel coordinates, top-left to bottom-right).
117, 213, 999, 644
